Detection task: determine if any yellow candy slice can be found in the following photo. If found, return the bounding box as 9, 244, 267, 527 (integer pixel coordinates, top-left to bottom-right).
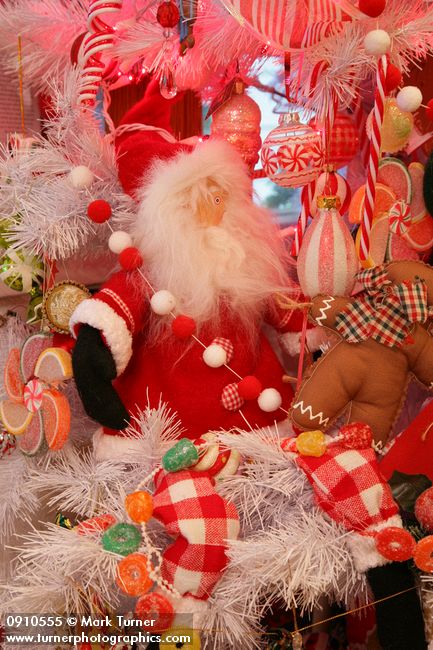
295, 430, 326, 457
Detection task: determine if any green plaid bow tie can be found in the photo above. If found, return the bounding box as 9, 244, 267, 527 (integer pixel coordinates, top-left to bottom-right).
336, 264, 433, 348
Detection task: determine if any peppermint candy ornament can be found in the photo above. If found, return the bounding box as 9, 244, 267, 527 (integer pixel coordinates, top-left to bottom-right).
389, 201, 412, 235
23, 379, 44, 413
261, 113, 322, 188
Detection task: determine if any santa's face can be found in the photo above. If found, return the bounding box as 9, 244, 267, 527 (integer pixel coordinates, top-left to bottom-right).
195, 185, 227, 227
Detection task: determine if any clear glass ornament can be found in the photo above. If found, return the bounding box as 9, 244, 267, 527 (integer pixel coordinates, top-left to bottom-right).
159, 62, 177, 99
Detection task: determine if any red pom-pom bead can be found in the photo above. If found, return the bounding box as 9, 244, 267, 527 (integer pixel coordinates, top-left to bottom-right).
385, 64, 403, 93
340, 422, 373, 449
358, 0, 386, 17
375, 526, 416, 562
171, 315, 196, 339
135, 592, 174, 632
119, 247, 143, 271
426, 99, 433, 121
238, 376, 262, 400
156, 1, 179, 28
415, 487, 433, 533
87, 199, 112, 223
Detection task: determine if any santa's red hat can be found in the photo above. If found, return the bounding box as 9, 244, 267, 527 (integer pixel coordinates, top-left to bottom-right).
115, 78, 193, 198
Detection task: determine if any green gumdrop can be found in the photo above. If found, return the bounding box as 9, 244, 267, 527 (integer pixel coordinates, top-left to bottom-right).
162, 438, 199, 473
101, 523, 141, 556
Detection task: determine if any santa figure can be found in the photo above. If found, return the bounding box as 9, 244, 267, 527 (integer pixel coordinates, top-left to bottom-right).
71, 81, 309, 460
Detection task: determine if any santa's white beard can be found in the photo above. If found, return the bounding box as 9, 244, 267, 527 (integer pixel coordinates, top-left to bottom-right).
136, 202, 293, 343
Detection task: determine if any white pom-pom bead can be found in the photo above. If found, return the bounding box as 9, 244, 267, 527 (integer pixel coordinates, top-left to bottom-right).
69, 165, 95, 188
203, 344, 227, 368
108, 231, 133, 254
364, 29, 391, 56
150, 290, 176, 315
258, 388, 282, 412
396, 86, 423, 113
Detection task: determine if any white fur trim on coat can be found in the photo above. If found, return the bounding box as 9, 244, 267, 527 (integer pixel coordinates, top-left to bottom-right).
345, 514, 403, 573
70, 298, 132, 375
92, 428, 145, 462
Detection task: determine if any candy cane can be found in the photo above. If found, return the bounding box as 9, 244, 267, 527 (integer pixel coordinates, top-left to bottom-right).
291, 179, 316, 256
78, 0, 122, 106
359, 55, 387, 262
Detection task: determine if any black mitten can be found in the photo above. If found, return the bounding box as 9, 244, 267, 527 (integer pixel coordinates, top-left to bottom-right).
72, 324, 130, 430
367, 562, 427, 650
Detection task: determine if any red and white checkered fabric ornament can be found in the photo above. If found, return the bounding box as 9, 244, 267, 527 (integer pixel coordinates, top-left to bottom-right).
152, 469, 240, 599
211, 337, 234, 363
389, 201, 412, 235
295, 443, 399, 532
221, 383, 244, 411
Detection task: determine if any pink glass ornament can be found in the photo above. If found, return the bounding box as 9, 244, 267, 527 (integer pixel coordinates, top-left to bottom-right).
310, 113, 359, 170
261, 113, 322, 188
297, 196, 359, 297
211, 79, 262, 172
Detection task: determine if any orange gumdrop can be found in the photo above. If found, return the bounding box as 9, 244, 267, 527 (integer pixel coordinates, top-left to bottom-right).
125, 491, 153, 523
414, 536, 433, 573
116, 552, 153, 596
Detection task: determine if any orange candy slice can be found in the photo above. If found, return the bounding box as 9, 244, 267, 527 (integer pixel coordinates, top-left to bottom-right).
0, 400, 33, 436
34, 347, 73, 383
4, 348, 24, 403
41, 389, 70, 450
348, 183, 396, 225
414, 536, 433, 573
403, 214, 433, 252
116, 552, 153, 597
125, 491, 153, 524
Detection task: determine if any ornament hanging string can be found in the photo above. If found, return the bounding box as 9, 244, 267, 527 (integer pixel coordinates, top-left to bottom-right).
359, 54, 387, 261
17, 36, 25, 136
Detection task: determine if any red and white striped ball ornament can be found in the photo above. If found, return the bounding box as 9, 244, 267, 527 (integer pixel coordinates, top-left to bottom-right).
309, 169, 352, 217
261, 113, 322, 188
309, 113, 359, 170
297, 195, 359, 297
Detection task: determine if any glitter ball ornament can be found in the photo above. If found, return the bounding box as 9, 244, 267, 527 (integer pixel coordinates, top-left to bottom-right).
116, 552, 153, 596
364, 29, 391, 57
171, 315, 196, 339
68, 165, 95, 189
156, 1, 180, 28
297, 195, 359, 297
415, 488, 433, 533
341, 422, 373, 449
150, 290, 176, 315
261, 113, 322, 188
296, 430, 326, 457
119, 247, 143, 271
396, 86, 423, 113
367, 98, 414, 153
108, 231, 133, 254
125, 491, 153, 523
87, 199, 112, 223
309, 113, 358, 170
101, 522, 142, 556
257, 388, 282, 412
375, 527, 416, 561
211, 78, 262, 172
162, 438, 199, 472
414, 536, 433, 572
135, 592, 175, 632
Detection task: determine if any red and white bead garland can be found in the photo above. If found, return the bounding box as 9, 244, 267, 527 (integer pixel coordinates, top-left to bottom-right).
86, 201, 287, 419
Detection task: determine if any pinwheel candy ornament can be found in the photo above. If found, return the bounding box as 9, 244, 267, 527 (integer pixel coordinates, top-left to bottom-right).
0, 332, 72, 455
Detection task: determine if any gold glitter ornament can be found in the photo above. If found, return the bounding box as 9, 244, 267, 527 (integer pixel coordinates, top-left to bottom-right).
0, 249, 44, 293
42, 281, 91, 333
291, 631, 303, 650
211, 78, 262, 172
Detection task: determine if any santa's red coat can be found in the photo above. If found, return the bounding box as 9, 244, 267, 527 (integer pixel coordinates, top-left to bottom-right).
71, 270, 298, 440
